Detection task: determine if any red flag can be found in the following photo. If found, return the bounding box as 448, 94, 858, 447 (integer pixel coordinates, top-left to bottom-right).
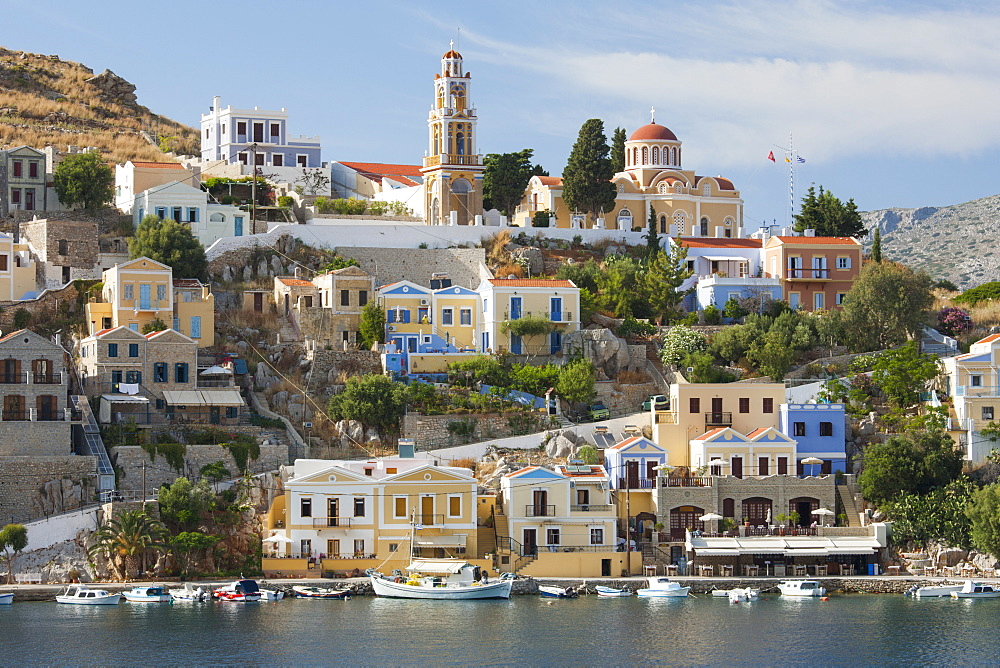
767, 151, 775, 162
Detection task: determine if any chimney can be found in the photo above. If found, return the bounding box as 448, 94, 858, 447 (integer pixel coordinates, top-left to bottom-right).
212, 95, 220, 112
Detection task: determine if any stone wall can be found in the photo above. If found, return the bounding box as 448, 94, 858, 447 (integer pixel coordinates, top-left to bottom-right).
0, 455, 97, 522
403, 411, 553, 449
595, 381, 659, 416
333, 247, 488, 290
0, 280, 82, 330
19, 217, 101, 288
307, 348, 381, 385
657, 475, 838, 524
111, 442, 289, 493
297, 308, 362, 349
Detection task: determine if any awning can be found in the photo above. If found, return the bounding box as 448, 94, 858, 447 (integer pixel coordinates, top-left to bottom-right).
101, 394, 149, 404
784, 549, 829, 557
406, 559, 470, 574
413, 535, 467, 547
701, 256, 747, 262
162, 389, 245, 407
696, 548, 740, 556
199, 390, 245, 406
827, 546, 875, 555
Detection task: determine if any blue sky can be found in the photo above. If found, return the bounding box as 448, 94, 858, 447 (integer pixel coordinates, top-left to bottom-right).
8, 0, 1000, 230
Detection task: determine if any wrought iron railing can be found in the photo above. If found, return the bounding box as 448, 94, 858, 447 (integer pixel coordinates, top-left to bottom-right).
312, 517, 353, 528
570, 504, 613, 512
704, 412, 733, 426
525, 505, 556, 517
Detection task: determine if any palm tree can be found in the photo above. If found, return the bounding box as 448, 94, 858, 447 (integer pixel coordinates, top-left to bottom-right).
88, 509, 168, 581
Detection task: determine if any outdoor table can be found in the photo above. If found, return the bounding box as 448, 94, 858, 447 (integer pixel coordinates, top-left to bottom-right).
942, 566, 956, 577
816, 565, 828, 576
742, 565, 758, 576
664, 564, 678, 576
643, 565, 658, 577
841, 564, 854, 576
924, 566, 937, 577
886, 566, 901, 576
961, 565, 977, 576
794, 565, 807, 576
721, 564, 734, 577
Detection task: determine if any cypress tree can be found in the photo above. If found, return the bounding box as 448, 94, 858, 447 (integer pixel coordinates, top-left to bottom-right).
645, 203, 659, 258
872, 228, 883, 262
562, 119, 617, 226
610, 127, 627, 173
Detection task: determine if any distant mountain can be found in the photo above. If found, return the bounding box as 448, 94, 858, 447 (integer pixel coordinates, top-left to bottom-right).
861, 193, 1000, 289
0, 46, 197, 163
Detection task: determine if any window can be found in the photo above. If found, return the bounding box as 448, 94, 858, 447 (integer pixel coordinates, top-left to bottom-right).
354, 497, 365, 517
270, 122, 280, 138
819, 421, 833, 436
173, 206, 182, 222
157, 285, 166, 301
971, 375, 983, 387
297, 155, 308, 167
237, 121, 247, 136
188, 207, 199, 223
205, 128, 210, 138
353, 539, 365, 556
449, 495, 461, 517
364, 468, 373, 476
154, 363, 167, 382
125, 370, 141, 384
388, 543, 399, 553
124, 284, 134, 300
111, 370, 122, 384
546, 528, 560, 546
191, 316, 201, 339
10, 189, 20, 205
758, 457, 769, 476
814, 292, 824, 310
175, 363, 189, 383
590, 528, 604, 545
12, 161, 21, 177
763, 397, 774, 413
272, 154, 283, 167
340, 290, 350, 306
0, 255, 6, 272
442, 308, 454, 326
689, 397, 700, 413
793, 422, 806, 436
129, 323, 139, 331
722, 498, 735, 517
394, 497, 407, 518
237, 153, 248, 165
58, 239, 68, 255
359, 290, 368, 307
226, 406, 238, 418
460, 308, 472, 326
837, 257, 852, 269
108, 343, 118, 358
128, 343, 139, 358
254, 153, 264, 166
235, 216, 244, 236
778, 457, 788, 475
300, 497, 312, 517
984, 407, 995, 421
739, 397, 749, 414
836, 293, 847, 306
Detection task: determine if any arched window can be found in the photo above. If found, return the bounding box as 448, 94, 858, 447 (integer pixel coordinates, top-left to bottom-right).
642, 146, 648, 164
703, 182, 711, 197
633, 147, 639, 165
673, 211, 686, 232
658, 182, 668, 194
722, 498, 735, 517
617, 208, 633, 230
652, 146, 659, 164
669, 506, 705, 540
456, 131, 465, 155
741, 497, 772, 526
674, 183, 682, 194
617, 183, 625, 193
677, 148, 682, 165
700, 217, 709, 236
451, 178, 472, 194
659, 214, 667, 234
669, 147, 676, 165
210, 213, 225, 222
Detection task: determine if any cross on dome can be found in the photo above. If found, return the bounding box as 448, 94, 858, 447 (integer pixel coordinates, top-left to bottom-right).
650, 106, 655, 124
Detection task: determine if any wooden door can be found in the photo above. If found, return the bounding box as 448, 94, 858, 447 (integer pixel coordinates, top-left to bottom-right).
3, 394, 23, 420
327, 539, 340, 558
3, 358, 19, 383
421, 495, 435, 524
758, 457, 769, 476
731, 456, 743, 479
522, 529, 537, 555
532, 490, 548, 517
37, 395, 55, 421
625, 460, 640, 488
253, 292, 263, 312
328, 498, 339, 526
710, 397, 724, 424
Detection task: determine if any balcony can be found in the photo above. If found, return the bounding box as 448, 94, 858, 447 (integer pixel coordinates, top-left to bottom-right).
956, 385, 1000, 397
661, 477, 713, 488
525, 505, 556, 517
414, 514, 446, 526
311, 517, 353, 528
33, 372, 64, 385
617, 478, 656, 490
786, 269, 830, 280
704, 412, 733, 427
503, 311, 575, 323
126, 299, 167, 311
570, 504, 614, 512
0, 373, 26, 384
655, 411, 679, 425
423, 154, 482, 168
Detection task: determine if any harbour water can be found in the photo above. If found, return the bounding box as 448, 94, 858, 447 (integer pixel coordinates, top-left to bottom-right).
3, 594, 1000, 665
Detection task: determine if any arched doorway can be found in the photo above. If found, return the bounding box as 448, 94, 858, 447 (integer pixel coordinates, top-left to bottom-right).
700, 217, 709, 236
788, 497, 819, 527
430, 197, 440, 226
741, 497, 772, 527
450, 178, 472, 225
669, 505, 705, 540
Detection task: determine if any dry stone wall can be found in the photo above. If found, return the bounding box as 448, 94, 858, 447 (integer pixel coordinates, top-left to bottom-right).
334, 247, 488, 290
403, 411, 553, 449
112, 443, 288, 493
0, 455, 97, 522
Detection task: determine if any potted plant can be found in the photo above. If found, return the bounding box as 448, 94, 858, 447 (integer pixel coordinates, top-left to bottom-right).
775, 513, 789, 535
787, 511, 801, 530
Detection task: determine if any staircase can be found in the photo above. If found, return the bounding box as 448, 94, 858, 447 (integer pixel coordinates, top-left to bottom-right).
921, 327, 959, 357
836, 481, 865, 528
641, 542, 674, 568
644, 343, 672, 391
552, 414, 575, 429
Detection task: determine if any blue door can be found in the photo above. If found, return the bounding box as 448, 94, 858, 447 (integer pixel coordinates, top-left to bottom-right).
139, 284, 151, 309
235, 216, 244, 236
510, 297, 522, 320
550, 297, 562, 322
550, 331, 562, 355
511, 334, 523, 355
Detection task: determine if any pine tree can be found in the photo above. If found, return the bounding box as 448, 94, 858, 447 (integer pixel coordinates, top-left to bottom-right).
483, 149, 536, 216
562, 119, 617, 226
644, 203, 659, 258
644, 246, 694, 324
610, 127, 627, 173
872, 228, 883, 262
794, 184, 866, 237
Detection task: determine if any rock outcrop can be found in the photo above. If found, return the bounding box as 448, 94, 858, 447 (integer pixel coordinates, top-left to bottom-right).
562, 328, 633, 379
85, 69, 137, 105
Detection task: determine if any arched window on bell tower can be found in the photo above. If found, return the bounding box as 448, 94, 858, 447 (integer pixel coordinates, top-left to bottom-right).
456, 131, 466, 156
642, 146, 648, 164
652, 146, 659, 164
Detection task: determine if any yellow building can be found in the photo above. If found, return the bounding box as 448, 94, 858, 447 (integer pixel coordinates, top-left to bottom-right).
0, 232, 36, 301
689, 426, 798, 478
942, 334, 999, 463
261, 457, 488, 577
421, 44, 484, 226
514, 114, 743, 233
379, 279, 480, 355
84, 257, 215, 346
476, 278, 580, 356
652, 381, 786, 468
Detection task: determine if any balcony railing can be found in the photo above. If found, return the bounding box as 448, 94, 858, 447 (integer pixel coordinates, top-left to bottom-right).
0, 373, 27, 384
661, 477, 713, 488
525, 505, 556, 517
655, 412, 679, 424
570, 504, 614, 512
956, 385, 1000, 397
424, 154, 482, 167
312, 517, 353, 528
503, 311, 575, 323
33, 373, 64, 384
415, 514, 446, 525
786, 269, 830, 280
617, 478, 656, 490
1, 410, 31, 421
704, 412, 733, 427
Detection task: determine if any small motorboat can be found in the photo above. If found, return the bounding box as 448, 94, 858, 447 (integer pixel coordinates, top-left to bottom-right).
728, 587, 760, 604
369, 560, 514, 600
595, 585, 631, 597
259, 586, 285, 601
637, 577, 690, 598
907, 583, 963, 598
778, 580, 827, 597
538, 584, 578, 598
213, 578, 262, 602
171, 583, 209, 602
55, 585, 121, 605
122, 586, 172, 603
0, 592, 13, 605
950, 580, 1000, 599
292, 585, 351, 599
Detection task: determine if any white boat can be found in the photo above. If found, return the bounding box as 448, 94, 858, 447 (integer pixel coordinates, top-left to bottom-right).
369, 559, 514, 599
259, 587, 285, 601
950, 580, 1000, 599
213, 578, 262, 602
728, 587, 760, 604
636, 577, 690, 598
778, 580, 827, 597
595, 585, 631, 597
55, 585, 121, 605
171, 583, 209, 602
292, 585, 350, 599
0, 592, 13, 605
122, 585, 172, 603
539, 584, 578, 598
907, 583, 964, 598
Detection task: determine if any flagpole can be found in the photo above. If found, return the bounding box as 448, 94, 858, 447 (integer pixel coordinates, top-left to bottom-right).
788, 132, 794, 228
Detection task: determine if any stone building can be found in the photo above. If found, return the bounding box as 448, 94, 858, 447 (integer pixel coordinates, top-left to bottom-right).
19, 217, 101, 288
0, 329, 71, 455
299, 265, 375, 348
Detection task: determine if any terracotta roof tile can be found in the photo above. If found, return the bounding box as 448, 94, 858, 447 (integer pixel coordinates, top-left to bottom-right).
610, 436, 642, 450
746, 427, 770, 438
130, 161, 185, 169
629, 123, 677, 141
774, 236, 861, 245
679, 237, 762, 249
0, 329, 25, 343
536, 176, 563, 187
977, 334, 1000, 344
276, 277, 314, 287
696, 427, 728, 440
488, 279, 575, 288
338, 162, 424, 185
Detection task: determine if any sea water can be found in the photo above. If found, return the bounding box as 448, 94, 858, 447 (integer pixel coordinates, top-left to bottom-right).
2, 593, 999, 666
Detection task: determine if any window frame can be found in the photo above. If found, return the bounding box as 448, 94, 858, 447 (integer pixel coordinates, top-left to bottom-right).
819, 421, 833, 436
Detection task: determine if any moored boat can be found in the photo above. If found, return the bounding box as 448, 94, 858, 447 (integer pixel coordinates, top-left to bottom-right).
595, 585, 631, 597
778, 580, 827, 597
55, 585, 121, 605
171, 582, 208, 602
213, 578, 262, 602
292, 585, 351, 599
259, 586, 285, 601
0, 592, 13, 605
636, 577, 690, 598
369, 559, 514, 600
122, 586, 172, 603
950, 580, 1000, 599
538, 584, 578, 598
907, 583, 964, 598
728, 587, 760, 603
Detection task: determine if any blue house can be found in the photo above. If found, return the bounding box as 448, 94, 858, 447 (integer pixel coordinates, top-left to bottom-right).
200, 96, 321, 168
779, 403, 847, 473
605, 436, 668, 490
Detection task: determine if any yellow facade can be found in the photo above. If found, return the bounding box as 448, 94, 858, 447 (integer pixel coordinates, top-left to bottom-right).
691, 427, 797, 477
653, 381, 786, 467
477, 278, 580, 356
0, 233, 36, 301
943, 334, 1000, 433
84, 257, 215, 346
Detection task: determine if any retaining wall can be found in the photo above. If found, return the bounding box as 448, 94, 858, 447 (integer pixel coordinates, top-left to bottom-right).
112, 443, 289, 493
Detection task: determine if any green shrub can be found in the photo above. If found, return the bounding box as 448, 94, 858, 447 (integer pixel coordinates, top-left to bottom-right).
702, 304, 722, 325
12, 308, 31, 329
277, 195, 294, 208
954, 281, 1000, 306
616, 316, 657, 338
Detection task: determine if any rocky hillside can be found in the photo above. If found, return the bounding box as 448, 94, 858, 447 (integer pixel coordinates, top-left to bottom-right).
861, 193, 1000, 289
0, 46, 197, 162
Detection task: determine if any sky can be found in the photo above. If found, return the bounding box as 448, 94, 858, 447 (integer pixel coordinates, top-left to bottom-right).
7, 0, 1000, 231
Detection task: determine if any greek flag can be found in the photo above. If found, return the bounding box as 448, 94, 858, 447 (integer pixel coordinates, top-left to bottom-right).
797, 156, 806, 163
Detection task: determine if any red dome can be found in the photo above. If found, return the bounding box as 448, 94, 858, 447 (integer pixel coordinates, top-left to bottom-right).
443, 49, 462, 59
629, 123, 677, 141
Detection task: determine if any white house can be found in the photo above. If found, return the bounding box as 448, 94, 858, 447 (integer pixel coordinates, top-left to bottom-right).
133, 181, 247, 247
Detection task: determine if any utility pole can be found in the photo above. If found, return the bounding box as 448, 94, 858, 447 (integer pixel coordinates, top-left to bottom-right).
249, 143, 258, 234
141, 461, 146, 506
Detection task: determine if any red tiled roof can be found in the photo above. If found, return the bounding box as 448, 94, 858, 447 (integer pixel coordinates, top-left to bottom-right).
746, 427, 770, 438
131, 161, 185, 169
679, 237, 762, 249
144, 330, 167, 339
535, 176, 563, 187
338, 162, 423, 186
715, 177, 735, 191
774, 236, 860, 245
629, 123, 678, 141
610, 436, 643, 450
976, 334, 1000, 344
0, 329, 25, 343
557, 465, 606, 477
277, 277, 314, 287
93, 328, 117, 337
505, 466, 539, 478
488, 279, 575, 288
696, 427, 728, 440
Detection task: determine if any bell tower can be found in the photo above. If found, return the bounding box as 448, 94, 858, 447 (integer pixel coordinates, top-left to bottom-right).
422, 43, 484, 226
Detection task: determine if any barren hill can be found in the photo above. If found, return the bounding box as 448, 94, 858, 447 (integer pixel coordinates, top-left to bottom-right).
0, 47, 197, 163
861, 193, 1000, 289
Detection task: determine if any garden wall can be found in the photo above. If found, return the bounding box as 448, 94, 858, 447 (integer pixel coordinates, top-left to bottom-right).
111, 443, 288, 493
402, 411, 553, 450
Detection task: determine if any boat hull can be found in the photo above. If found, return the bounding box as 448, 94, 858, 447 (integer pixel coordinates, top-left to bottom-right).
595, 586, 630, 597
914, 586, 963, 598
122, 594, 172, 602
637, 588, 690, 598
0, 593, 12, 605
951, 591, 1000, 598
538, 585, 577, 598
292, 587, 350, 599
259, 589, 285, 601
370, 575, 512, 600
56, 594, 121, 605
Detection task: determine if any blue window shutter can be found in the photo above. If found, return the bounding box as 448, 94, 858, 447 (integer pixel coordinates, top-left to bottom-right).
191, 316, 201, 339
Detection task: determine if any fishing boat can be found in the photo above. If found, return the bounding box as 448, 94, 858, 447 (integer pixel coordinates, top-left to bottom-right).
369, 560, 515, 599
950, 580, 1000, 599
906, 583, 964, 598
212, 578, 262, 602
122, 586, 172, 603
292, 585, 351, 599
595, 585, 631, 597
777, 580, 827, 597
171, 583, 209, 602
0, 592, 13, 605
55, 585, 121, 605
259, 586, 285, 601
712, 587, 760, 603
636, 577, 690, 598
538, 584, 578, 598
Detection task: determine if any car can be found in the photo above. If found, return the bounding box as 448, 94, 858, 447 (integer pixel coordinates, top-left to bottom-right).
642, 394, 669, 411
587, 402, 610, 421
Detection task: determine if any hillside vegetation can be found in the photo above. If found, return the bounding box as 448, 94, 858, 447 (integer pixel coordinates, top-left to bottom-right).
0, 46, 197, 163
